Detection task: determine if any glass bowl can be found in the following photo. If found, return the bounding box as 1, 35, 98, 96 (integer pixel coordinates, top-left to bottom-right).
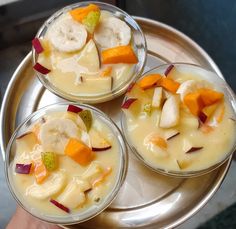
5, 103, 128, 224
121, 63, 236, 178
32, 1, 147, 104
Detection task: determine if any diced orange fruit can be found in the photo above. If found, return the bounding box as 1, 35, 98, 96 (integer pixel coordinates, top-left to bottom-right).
101, 66, 112, 77
65, 138, 94, 166
138, 74, 162, 90
69, 4, 100, 22
198, 88, 224, 106
34, 160, 48, 184
157, 78, 180, 93
101, 45, 138, 64
184, 92, 204, 116
92, 167, 112, 187
202, 103, 219, 119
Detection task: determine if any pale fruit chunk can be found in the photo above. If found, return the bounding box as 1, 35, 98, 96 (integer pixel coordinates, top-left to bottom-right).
16, 132, 38, 154
26, 172, 65, 200
181, 114, 199, 129
160, 95, 180, 128
77, 39, 100, 72
88, 186, 104, 203
177, 80, 210, 101
63, 112, 87, 132
80, 77, 112, 94
57, 178, 91, 209
82, 162, 103, 183
164, 128, 180, 140
89, 129, 111, 151
152, 87, 163, 108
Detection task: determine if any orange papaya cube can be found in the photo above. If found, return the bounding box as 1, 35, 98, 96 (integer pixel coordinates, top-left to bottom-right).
184, 92, 204, 116
138, 74, 162, 90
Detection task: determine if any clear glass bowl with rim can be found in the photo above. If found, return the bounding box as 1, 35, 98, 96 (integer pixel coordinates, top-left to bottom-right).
32, 1, 147, 104
121, 63, 236, 178
5, 102, 128, 224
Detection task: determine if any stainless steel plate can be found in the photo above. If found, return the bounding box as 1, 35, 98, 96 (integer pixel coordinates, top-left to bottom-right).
0, 17, 231, 229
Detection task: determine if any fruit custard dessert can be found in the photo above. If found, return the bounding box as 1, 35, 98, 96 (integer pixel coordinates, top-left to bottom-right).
122, 64, 236, 173
33, 3, 138, 97
9, 105, 121, 216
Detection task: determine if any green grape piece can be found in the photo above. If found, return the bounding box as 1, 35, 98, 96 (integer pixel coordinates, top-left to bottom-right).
82, 11, 100, 34
143, 103, 152, 116
79, 110, 93, 131
41, 152, 57, 171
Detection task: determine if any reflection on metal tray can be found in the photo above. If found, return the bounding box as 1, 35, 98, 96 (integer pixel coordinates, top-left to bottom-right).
0, 17, 231, 229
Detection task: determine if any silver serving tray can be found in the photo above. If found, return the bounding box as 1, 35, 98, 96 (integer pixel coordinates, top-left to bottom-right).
0, 17, 232, 229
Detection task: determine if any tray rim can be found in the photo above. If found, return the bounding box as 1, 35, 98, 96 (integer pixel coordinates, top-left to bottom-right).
0, 16, 232, 229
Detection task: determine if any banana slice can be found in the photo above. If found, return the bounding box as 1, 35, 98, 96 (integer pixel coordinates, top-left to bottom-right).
26, 172, 66, 200
94, 16, 131, 48
39, 118, 80, 155
57, 178, 91, 209
177, 80, 210, 100
47, 15, 87, 52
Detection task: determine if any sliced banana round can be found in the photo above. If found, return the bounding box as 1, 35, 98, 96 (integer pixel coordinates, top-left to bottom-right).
26, 172, 66, 200
39, 118, 80, 154
47, 15, 87, 52
94, 16, 131, 49
177, 80, 211, 100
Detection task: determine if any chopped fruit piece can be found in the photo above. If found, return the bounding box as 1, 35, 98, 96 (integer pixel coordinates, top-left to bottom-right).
41, 152, 57, 171
152, 87, 163, 108
69, 4, 100, 23
164, 64, 174, 76
121, 98, 137, 109
157, 78, 180, 93
198, 111, 207, 123
181, 114, 199, 129
64, 138, 94, 166
32, 38, 44, 54
229, 118, 236, 122
176, 160, 190, 169
89, 129, 112, 151
67, 105, 83, 113
92, 167, 112, 187
101, 45, 138, 64
63, 112, 87, 131
186, 147, 203, 154
144, 133, 167, 149
15, 163, 32, 174
79, 110, 92, 131
202, 103, 219, 119
216, 104, 225, 123
166, 132, 180, 140
57, 178, 90, 209
77, 39, 100, 72
50, 199, 70, 213
16, 132, 38, 154
183, 92, 204, 116
143, 103, 152, 116
40, 39, 51, 57
34, 160, 48, 184
33, 63, 51, 74
160, 95, 180, 128
198, 88, 224, 106
101, 66, 112, 77
138, 74, 162, 90
200, 124, 214, 133
82, 11, 100, 34
82, 162, 103, 183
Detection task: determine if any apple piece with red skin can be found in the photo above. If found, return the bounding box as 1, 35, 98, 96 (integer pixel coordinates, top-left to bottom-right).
89, 129, 112, 152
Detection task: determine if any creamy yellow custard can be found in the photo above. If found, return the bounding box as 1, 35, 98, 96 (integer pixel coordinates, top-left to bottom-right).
9, 107, 121, 216
34, 6, 136, 98
122, 65, 236, 173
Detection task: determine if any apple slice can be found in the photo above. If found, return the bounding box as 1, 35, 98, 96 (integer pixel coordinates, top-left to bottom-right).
121, 98, 137, 109
164, 129, 180, 140
159, 95, 180, 128
164, 64, 174, 76
152, 87, 163, 108
77, 39, 100, 72
81, 77, 112, 94
89, 129, 111, 151
16, 132, 38, 154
